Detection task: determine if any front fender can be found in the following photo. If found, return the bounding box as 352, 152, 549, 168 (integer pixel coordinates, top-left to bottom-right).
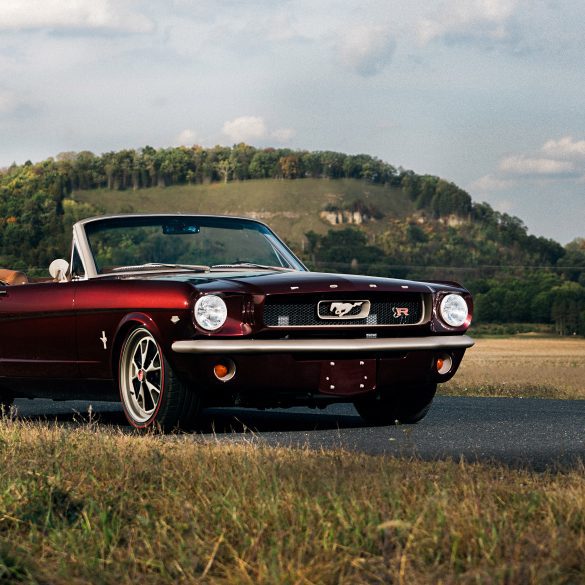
110, 312, 164, 378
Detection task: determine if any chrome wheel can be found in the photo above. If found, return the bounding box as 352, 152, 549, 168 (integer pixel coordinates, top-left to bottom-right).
120, 328, 163, 424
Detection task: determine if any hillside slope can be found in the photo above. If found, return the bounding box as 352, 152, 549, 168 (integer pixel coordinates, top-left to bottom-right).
71, 179, 411, 245
70, 176, 564, 273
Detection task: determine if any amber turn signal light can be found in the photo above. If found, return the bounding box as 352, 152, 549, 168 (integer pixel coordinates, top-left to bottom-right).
213, 359, 236, 382
214, 364, 229, 378
436, 354, 452, 375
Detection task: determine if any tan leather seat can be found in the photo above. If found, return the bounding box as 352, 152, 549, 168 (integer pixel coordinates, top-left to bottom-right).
0, 269, 29, 285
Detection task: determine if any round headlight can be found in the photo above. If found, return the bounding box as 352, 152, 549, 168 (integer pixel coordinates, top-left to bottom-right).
194, 295, 228, 331
439, 294, 468, 327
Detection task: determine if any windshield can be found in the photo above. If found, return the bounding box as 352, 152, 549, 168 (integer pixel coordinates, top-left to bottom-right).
84, 216, 305, 274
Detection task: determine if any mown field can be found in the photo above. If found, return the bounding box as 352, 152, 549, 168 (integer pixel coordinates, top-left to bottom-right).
2, 336, 584, 584
441, 337, 585, 400
0, 421, 584, 585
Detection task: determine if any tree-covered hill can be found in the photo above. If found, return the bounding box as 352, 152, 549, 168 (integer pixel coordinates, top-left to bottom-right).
1, 145, 584, 334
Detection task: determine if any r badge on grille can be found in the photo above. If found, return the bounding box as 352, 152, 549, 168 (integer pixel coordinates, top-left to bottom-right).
393, 307, 410, 318
317, 300, 371, 320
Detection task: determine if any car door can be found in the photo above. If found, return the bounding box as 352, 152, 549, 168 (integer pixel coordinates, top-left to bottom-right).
0, 281, 78, 379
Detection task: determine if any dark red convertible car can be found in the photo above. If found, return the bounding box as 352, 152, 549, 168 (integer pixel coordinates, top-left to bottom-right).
0, 214, 473, 429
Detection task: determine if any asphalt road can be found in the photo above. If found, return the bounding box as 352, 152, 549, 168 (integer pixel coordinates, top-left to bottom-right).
13, 395, 585, 470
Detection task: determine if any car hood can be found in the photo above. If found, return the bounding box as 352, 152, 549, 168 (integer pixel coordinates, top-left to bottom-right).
147, 270, 466, 296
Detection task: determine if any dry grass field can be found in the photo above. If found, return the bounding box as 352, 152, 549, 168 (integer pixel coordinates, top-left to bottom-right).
441, 337, 585, 400
0, 422, 584, 585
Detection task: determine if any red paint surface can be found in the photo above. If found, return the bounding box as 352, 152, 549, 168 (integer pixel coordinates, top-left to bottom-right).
0, 266, 472, 403
0, 281, 77, 378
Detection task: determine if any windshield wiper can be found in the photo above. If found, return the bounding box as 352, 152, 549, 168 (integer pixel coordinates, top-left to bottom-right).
210, 262, 294, 272
111, 263, 210, 272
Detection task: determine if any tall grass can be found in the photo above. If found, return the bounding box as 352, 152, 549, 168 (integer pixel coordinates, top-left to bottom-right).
0, 419, 584, 584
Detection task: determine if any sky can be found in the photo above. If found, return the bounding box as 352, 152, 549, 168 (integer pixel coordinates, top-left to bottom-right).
1, 0, 584, 244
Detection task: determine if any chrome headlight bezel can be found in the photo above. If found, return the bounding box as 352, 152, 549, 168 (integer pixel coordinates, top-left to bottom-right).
194, 295, 228, 331
439, 294, 469, 328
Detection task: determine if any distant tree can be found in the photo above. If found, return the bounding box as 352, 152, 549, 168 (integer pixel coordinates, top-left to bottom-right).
102, 152, 117, 190
215, 158, 236, 183
230, 143, 256, 180
189, 146, 207, 184
141, 146, 158, 187
249, 150, 279, 179
558, 238, 585, 285
299, 151, 322, 178
304, 230, 320, 264
311, 228, 385, 265
320, 151, 346, 179
206, 146, 232, 182
400, 171, 419, 200
430, 180, 472, 218
406, 223, 427, 244
279, 155, 300, 179
551, 281, 585, 335
72, 151, 100, 190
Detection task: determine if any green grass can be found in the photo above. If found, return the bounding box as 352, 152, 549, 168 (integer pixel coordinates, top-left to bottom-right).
71, 178, 411, 246
0, 419, 584, 584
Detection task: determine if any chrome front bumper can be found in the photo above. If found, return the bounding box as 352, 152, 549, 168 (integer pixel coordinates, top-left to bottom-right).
172, 335, 474, 354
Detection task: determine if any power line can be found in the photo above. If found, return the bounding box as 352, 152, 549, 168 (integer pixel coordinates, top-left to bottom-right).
310, 262, 584, 271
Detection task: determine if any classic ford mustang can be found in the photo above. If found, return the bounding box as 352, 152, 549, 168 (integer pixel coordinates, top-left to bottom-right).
0, 214, 473, 429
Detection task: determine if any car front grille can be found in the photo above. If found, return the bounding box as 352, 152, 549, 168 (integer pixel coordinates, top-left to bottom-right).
263, 294, 424, 327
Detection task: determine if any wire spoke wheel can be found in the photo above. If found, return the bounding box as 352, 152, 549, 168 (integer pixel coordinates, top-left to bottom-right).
120, 328, 164, 424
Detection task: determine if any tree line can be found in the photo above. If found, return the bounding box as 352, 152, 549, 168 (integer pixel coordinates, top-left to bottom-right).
19, 145, 400, 190
3, 144, 475, 217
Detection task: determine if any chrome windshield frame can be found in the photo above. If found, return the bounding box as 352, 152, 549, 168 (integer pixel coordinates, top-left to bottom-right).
72, 213, 308, 279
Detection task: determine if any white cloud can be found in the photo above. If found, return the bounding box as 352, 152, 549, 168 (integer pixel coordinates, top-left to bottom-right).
176, 129, 198, 146
336, 25, 396, 76
541, 136, 585, 159
222, 116, 268, 143
0, 0, 153, 33
498, 155, 574, 176
222, 116, 296, 145
418, 0, 519, 45
469, 174, 516, 192
473, 136, 585, 201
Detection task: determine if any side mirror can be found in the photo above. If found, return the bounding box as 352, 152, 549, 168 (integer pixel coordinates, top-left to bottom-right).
49, 259, 70, 283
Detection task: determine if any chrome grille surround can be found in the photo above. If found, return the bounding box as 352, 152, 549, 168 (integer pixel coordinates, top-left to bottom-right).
263, 293, 425, 327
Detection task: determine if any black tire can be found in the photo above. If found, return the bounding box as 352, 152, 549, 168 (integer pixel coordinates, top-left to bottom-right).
118, 327, 200, 431
354, 383, 437, 425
